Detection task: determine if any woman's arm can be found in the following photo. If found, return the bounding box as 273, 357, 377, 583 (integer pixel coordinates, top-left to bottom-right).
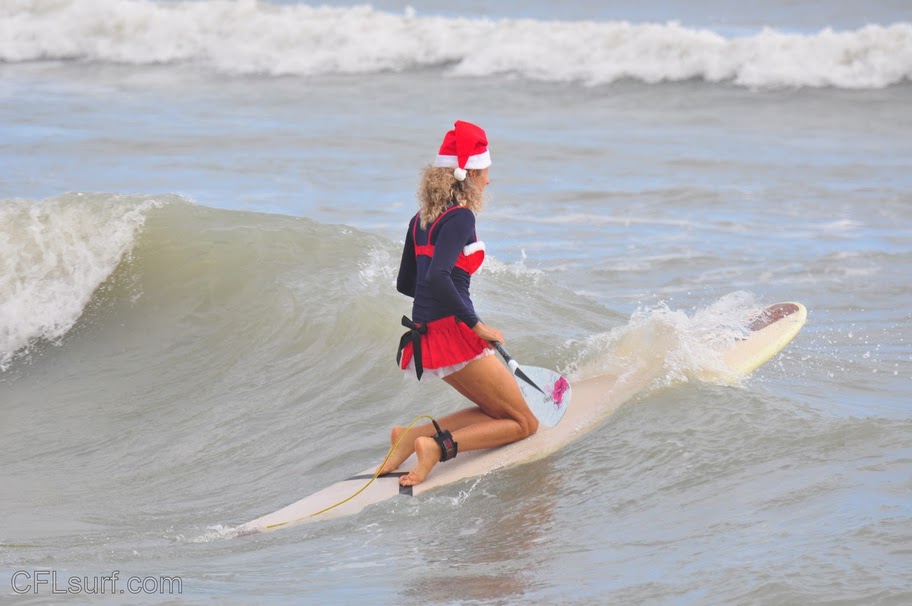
396, 218, 417, 297
425, 209, 479, 327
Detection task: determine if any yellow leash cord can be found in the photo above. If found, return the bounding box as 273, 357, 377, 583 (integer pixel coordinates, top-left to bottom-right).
265, 414, 435, 530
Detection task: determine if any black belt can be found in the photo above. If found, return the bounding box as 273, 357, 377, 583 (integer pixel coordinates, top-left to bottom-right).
396, 316, 428, 379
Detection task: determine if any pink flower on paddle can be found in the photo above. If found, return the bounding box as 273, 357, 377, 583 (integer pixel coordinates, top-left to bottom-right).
551, 377, 569, 407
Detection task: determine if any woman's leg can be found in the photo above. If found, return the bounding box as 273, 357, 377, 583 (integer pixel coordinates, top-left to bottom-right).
400, 353, 539, 486
377, 406, 493, 475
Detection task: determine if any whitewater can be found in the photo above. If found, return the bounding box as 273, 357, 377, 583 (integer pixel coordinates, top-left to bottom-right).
1, 0, 911, 88
2, 0, 911, 604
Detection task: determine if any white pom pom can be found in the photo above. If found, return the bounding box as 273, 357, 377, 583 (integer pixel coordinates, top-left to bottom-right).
453, 167, 467, 181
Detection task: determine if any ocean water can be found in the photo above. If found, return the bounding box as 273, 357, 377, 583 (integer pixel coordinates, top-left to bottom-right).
1, 1, 911, 604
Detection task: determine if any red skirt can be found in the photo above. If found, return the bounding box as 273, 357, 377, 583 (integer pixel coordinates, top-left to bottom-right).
398, 316, 491, 380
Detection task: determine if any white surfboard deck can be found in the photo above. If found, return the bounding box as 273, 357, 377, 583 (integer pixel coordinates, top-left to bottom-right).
237, 302, 806, 535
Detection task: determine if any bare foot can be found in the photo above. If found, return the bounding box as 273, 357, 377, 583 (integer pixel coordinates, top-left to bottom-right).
377, 426, 414, 475
399, 436, 442, 486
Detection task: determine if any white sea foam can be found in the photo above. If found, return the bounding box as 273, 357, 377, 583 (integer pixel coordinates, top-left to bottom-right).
482, 251, 546, 283
571, 291, 761, 386
185, 524, 240, 543
0, 194, 163, 370
1, 1, 910, 89
358, 246, 397, 291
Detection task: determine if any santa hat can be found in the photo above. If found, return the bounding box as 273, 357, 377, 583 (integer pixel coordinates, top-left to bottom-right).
433, 120, 491, 181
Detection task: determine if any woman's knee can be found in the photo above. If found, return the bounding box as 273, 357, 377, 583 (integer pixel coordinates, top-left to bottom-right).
449, 354, 539, 437
519, 413, 539, 438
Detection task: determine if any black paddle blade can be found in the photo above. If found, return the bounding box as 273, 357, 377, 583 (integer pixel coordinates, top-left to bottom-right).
514, 367, 546, 394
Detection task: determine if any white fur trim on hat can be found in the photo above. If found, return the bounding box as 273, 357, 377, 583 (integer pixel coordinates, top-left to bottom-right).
433, 150, 492, 170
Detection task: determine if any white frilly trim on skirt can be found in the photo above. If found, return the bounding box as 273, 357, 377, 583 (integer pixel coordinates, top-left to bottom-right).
402, 348, 494, 381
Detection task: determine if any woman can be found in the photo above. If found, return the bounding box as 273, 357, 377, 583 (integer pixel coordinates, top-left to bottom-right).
381, 120, 539, 487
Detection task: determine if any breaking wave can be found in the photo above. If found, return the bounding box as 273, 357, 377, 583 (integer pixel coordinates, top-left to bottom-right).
1, 0, 910, 89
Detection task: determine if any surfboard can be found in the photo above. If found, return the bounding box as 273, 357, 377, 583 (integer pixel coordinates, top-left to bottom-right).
236, 302, 806, 536
725, 302, 807, 375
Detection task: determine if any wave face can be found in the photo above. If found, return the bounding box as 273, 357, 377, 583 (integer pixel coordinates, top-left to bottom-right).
1, 0, 910, 89
0, 194, 412, 379
1, 193, 767, 388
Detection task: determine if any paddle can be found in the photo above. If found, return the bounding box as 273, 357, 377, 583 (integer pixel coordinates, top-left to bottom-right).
491, 341, 571, 428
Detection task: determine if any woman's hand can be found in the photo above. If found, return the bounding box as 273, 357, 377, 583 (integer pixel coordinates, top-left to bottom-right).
472, 321, 504, 346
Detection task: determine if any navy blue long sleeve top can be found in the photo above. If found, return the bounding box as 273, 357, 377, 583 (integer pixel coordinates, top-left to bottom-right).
396, 208, 479, 327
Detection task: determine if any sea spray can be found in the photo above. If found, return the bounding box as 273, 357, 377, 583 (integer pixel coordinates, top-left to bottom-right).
569, 291, 761, 388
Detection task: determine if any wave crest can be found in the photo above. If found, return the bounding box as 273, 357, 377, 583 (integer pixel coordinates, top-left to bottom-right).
1, 1, 910, 89
0, 193, 165, 370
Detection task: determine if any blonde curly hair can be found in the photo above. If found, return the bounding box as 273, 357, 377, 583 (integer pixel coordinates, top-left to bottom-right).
416, 166, 487, 229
